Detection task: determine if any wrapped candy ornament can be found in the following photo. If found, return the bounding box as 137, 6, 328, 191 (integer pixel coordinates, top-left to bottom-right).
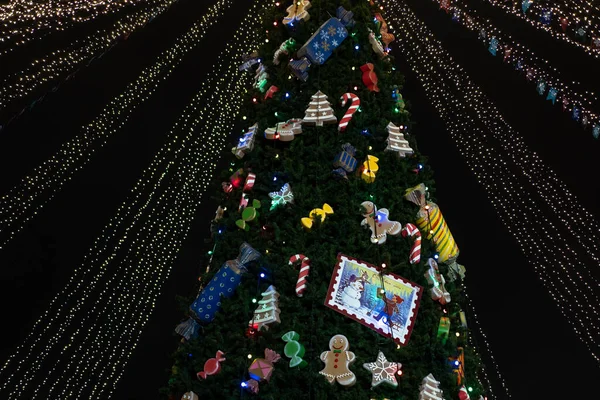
244, 348, 281, 393
405, 183, 465, 280
197, 350, 226, 379
360, 201, 402, 244
281, 331, 307, 368
289, 7, 354, 81
301, 203, 334, 230
188, 243, 261, 323
360, 63, 379, 92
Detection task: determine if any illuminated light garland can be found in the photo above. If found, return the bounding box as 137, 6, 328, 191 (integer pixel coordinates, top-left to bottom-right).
0, 0, 269, 396
0, 0, 179, 116
476, 0, 600, 59
428, 0, 600, 131
380, 0, 600, 375
0, 0, 169, 56
0, 0, 240, 252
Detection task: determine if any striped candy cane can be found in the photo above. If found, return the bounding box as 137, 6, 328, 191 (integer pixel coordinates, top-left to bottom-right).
289, 254, 311, 297
401, 223, 421, 264
338, 93, 360, 132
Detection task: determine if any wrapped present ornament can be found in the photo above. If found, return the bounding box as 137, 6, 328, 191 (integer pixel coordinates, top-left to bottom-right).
232, 123, 258, 159
188, 243, 261, 323
404, 183, 465, 281
289, 7, 354, 81
333, 143, 357, 173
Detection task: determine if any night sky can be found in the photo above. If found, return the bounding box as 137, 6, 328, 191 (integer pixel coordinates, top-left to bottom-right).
0, 0, 598, 399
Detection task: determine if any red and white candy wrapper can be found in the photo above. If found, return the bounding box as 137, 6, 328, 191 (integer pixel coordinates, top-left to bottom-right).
197, 350, 226, 379
338, 93, 360, 132
243, 173, 256, 192
289, 254, 311, 297
458, 385, 471, 400
401, 223, 421, 264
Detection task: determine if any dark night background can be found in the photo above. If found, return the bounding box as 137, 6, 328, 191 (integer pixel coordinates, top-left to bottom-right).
0, 0, 598, 398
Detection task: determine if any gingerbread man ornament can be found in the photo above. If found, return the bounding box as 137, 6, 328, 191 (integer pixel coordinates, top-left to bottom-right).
360, 201, 402, 244
319, 334, 356, 386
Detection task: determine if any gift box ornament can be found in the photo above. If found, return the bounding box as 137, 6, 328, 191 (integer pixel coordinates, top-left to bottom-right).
333, 143, 357, 172
189, 243, 261, 323
232, 123, 258, 159
385, 122, 413, 157
437, 316, 450, 345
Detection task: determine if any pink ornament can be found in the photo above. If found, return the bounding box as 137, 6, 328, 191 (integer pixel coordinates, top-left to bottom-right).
289, 254, 311, 297
360, 63, 379, 92
264, 85, 279, 100
197, 350, 226, 379
458, 385, 471, 400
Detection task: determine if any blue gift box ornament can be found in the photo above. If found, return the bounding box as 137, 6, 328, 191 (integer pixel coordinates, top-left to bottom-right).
189, 242, 261, 323
333, 143, 358, 173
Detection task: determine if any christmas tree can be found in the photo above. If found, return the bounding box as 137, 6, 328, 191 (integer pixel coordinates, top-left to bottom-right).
164, 1, 487, 399
302, 90, 338, 126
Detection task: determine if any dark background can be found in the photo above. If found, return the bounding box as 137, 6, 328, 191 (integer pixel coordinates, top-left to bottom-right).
0, 0, 598, 398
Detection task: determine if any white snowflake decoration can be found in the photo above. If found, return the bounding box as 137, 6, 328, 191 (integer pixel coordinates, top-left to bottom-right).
362, 351, 400, 388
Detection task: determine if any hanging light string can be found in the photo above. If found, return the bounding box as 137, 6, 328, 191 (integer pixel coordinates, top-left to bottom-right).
380, 0, 600, 378
475, 0, 600, 59
0, 0, 167, 56
0, 0, 240, 253
0, 0, 179, 119
0, 0, 268, 397
429, 0, 600, 133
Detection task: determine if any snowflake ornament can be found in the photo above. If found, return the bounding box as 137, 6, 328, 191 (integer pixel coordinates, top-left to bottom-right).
337, 26, 347, 38
362, 351, 401, 388
320, 29, 329, 40
315, 51, 325, 63
268, 183, 294, 211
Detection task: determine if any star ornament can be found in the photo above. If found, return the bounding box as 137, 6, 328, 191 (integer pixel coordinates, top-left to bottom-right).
363, 351, 401, 388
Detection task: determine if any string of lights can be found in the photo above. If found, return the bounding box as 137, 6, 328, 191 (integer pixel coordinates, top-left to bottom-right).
0, 0, 268, 397
473, 0, 600, 58
380, 0, 600, 371
431, 0, 600, 134
0, 0, 240, 253
0, 0, 168, 56
0, 0, 179, 113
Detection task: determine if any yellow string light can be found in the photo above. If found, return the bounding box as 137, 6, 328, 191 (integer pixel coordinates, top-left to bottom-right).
0, 0, 270, 397
380, 3, 600, 391
0, 0, 180, 113
0, 0, 240, 251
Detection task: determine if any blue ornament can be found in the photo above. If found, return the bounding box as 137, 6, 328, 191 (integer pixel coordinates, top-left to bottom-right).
546, 88, 558, 104
189, 243, 261, 323
572, 106, 581, 121
536, 79, 546, 96
488, 37, 498, 56
540, 10, 552, 25
336, 6, 355, 28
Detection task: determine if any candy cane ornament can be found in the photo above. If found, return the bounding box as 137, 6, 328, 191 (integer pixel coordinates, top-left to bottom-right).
401, 223, 421, 264
289, 254, 311, 297
338, 93, 360, 132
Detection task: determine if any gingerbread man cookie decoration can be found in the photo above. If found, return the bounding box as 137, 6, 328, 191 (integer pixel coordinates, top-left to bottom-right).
319, 334, 356, 386
360, 201, 402, 244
